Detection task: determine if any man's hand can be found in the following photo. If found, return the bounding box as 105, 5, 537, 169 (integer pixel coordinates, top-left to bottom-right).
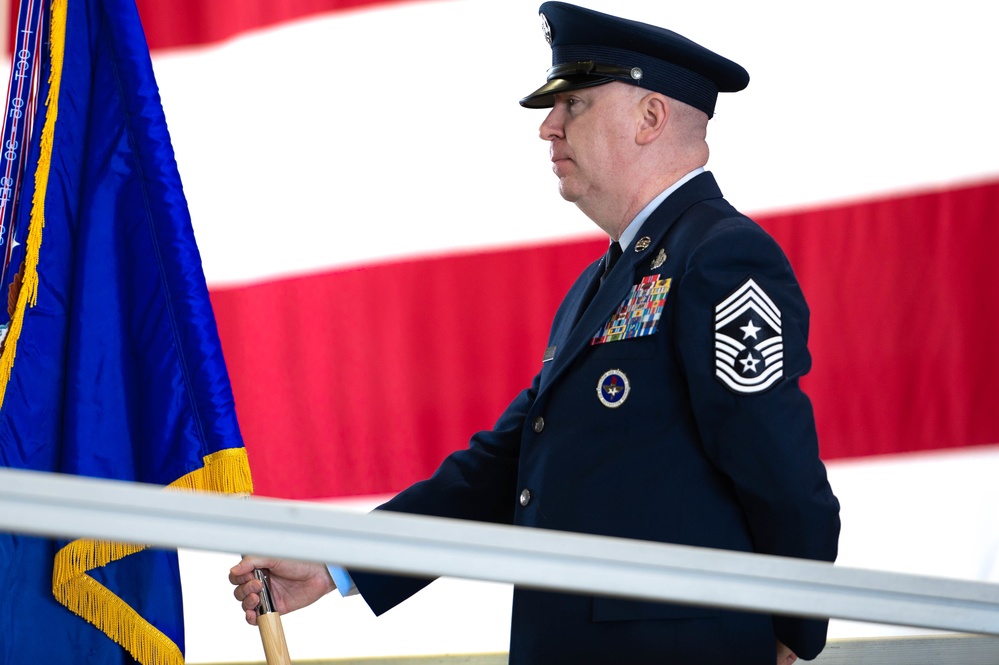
229, 556, 337, 626
776, 640, 797, 665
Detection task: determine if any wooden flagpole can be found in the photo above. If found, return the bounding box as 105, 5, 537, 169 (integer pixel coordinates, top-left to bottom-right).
254, 569, 292, 664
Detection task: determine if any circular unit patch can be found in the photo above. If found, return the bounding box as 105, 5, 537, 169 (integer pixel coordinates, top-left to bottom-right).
596, 369, 630, 408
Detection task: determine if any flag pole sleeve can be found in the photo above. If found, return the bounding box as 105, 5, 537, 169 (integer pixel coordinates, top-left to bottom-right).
254, 569, 292, 665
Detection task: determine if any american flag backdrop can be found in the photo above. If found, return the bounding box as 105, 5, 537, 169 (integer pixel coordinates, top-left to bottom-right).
5, 0, 996, 661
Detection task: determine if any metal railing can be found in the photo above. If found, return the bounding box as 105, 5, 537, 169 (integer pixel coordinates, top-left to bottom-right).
205, 636, 999, 665
1, 467, 999, 648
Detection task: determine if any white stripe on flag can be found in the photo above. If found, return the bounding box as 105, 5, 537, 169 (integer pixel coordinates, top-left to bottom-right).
147, 0, 999, 286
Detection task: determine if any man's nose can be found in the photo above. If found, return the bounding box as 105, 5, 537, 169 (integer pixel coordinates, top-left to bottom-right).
539, 107, 564, 141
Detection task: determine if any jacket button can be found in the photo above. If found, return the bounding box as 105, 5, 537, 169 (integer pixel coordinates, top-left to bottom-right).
519, 489, 532, 506
532, 417, 545, 433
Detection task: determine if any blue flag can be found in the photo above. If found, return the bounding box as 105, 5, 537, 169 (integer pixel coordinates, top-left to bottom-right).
0, 0, 253, 663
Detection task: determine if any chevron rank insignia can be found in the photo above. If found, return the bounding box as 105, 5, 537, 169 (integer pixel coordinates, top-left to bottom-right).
714, 278, 783, 394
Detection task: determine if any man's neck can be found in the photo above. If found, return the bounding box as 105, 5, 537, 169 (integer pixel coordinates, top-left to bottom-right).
590, 166, 706, 242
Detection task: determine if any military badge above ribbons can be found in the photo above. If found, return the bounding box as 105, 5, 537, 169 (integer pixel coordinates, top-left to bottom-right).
714, 278, 784, 394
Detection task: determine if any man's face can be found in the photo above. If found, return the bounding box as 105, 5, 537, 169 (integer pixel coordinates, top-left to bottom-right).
539, 82, 641, 211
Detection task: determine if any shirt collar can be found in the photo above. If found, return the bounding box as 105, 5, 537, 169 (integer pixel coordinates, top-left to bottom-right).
617, 167, 705, 251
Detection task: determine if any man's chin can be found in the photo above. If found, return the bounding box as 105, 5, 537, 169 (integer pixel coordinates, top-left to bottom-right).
557, 181, 580, 203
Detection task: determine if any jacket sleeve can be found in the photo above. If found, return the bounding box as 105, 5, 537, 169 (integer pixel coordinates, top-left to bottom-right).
673, 217, 841, 659
351, 373, 539, 615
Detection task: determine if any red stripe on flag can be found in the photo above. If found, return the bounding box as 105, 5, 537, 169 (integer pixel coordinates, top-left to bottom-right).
211, 178, 999, 499
135, 0, 418, 51
210, 240, 604, 498
764, 177, 999, 460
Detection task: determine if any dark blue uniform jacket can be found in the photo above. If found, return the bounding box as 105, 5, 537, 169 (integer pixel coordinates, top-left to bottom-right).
352, 172, 841, 664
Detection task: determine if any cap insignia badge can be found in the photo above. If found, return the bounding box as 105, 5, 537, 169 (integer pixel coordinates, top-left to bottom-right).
540, 13, 552, 45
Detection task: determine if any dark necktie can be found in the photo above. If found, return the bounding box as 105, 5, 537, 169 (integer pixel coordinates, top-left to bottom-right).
571, 241, 622, 331
601, 241, 622, 285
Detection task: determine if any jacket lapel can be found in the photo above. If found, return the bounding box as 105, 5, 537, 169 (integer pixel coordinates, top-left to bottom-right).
540, 172, 723, 394
541, 259, 602, 380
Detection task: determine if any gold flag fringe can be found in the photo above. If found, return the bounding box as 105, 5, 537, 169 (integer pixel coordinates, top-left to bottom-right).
169, 446, 255, 496
53, 448, 255, 665
52, 565, 185, 665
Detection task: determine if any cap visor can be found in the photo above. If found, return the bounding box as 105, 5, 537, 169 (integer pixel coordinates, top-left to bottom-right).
519, 75, 616, 108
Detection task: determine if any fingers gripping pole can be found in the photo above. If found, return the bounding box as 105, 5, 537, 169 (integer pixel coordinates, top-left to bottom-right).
254, 569, 292, 665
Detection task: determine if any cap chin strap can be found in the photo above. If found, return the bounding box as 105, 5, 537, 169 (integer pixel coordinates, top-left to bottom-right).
546, 60, 643, 83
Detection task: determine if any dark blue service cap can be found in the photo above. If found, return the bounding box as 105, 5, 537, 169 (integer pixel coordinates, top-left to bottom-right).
520, 2, 749, 118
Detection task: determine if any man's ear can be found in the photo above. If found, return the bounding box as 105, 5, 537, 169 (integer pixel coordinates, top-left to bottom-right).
636, 93, 669, 145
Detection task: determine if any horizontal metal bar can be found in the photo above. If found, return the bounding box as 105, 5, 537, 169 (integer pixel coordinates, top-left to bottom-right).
1, 467, 998, 636
813, 635, 999, 665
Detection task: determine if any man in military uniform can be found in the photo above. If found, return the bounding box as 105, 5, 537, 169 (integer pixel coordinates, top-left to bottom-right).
231, 3, 840, 663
